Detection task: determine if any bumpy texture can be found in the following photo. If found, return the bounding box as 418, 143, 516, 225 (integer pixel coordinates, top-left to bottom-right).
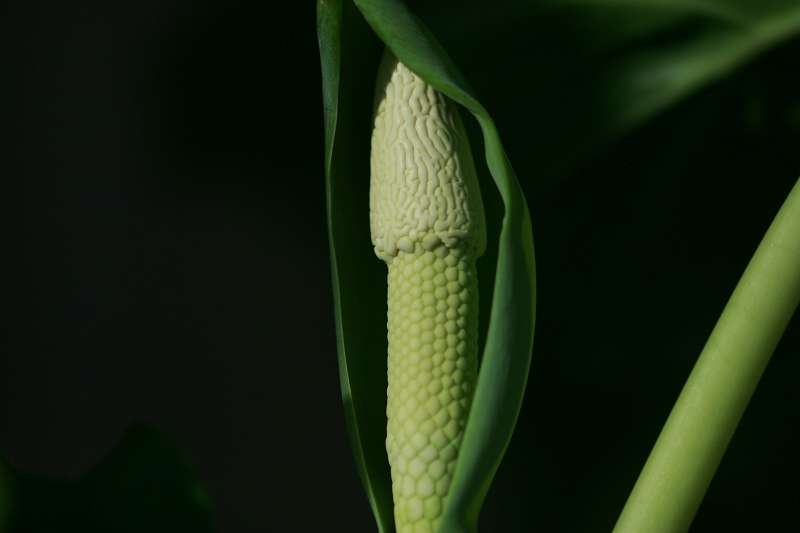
370, 53, 485, 262
386, 242, 479, 533
370, 52, 486, 533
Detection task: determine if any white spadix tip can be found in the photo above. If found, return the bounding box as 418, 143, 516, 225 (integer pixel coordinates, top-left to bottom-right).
369, 52, 486, 263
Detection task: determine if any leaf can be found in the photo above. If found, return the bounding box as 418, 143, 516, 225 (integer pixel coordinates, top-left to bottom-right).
1, 450, 107, 532
318, 0, 536, 531
406, 0, 800, 186
317, 1, 397, 531
0, 423, 213, 533
81, 422, 215, 533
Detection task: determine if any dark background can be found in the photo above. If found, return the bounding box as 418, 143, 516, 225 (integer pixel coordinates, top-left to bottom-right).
2, 1, 798, 532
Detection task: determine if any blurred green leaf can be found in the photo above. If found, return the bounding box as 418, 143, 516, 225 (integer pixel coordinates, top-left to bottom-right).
409, 0, 800, 185
81, 422, 215, 533
3, 423, 213, 532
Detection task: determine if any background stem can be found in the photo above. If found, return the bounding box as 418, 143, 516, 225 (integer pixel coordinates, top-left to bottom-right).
613, 176, 800, 533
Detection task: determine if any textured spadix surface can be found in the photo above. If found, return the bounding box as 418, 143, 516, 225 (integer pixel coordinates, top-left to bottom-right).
370, 51, 486, 533
370, 51, 486, 262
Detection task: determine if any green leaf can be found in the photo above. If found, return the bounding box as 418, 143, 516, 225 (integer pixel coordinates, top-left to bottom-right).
0, 423, 212, 533
318, 0, 536, 531
317, 1, 396, 531
81, 422, 215, 533
407, 0, 800, 186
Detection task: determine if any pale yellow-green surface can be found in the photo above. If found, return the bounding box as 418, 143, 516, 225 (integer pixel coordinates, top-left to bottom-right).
370, 52, 486, 533
386, 242, 479, 532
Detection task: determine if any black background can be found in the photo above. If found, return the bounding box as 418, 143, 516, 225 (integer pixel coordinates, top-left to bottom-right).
2, 1, 798, 532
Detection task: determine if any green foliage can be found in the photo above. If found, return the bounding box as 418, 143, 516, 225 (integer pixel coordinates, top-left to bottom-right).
0, 423, 215, 533
613, 176, 800, 532
319, 0, 800, 532
418, 0, 800, 185
319, 0, 535, 531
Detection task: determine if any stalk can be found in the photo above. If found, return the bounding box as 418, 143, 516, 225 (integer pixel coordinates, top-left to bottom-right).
613, 175, 800, 533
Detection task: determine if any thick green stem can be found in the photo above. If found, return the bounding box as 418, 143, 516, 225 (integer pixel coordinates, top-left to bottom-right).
613, 176, 800, 533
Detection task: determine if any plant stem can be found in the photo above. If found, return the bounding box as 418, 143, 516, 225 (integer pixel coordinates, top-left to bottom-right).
613, 176, 800, 533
